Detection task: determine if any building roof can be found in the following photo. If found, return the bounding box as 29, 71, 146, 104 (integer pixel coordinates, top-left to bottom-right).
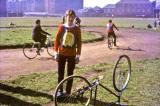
93, 6, 102, 10
117, 0, 152, 4
103, 4, 116, 9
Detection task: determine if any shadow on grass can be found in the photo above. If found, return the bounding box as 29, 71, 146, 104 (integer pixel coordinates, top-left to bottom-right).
115, 46, 145, 52
90, 99, 128, 106
0, 93, 41, 106
0, 83, 53, 105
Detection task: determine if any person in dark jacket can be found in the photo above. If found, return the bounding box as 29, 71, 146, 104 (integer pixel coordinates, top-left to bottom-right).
32, 19, 51, 47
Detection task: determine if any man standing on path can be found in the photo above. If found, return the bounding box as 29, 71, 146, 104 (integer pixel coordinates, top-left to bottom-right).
54, 10, 82, 96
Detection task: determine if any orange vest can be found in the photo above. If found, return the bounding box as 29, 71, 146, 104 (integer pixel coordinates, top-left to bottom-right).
106, 23, 113, 33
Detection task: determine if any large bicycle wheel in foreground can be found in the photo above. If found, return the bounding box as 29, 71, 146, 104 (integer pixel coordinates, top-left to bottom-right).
54, 75, 92, 106
113, 55, 131, 92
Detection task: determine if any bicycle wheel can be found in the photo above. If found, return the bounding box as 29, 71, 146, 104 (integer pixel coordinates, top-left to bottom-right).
108, 37, 114, 49
46, 40, 54, 57
113, 55, 131, 92
54, 75, 92, 106
23, 44, 38, 59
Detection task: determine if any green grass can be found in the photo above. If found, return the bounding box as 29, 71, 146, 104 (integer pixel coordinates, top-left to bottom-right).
0, 29, 103, 48
0, 17, 61, 27
0, 17, 158, 30
0, 58, 160, 105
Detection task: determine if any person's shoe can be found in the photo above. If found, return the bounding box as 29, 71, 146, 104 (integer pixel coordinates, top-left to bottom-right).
114, 45, 119, 47
36, 50, 40, 55
56, 92, 63, 98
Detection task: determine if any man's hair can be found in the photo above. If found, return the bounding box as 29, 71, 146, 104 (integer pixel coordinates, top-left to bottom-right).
61, 16, 65, 24
65, 10, 76, 17
36, 19, 40, 24
109, 19, 112, 23
75, 17, 81, 25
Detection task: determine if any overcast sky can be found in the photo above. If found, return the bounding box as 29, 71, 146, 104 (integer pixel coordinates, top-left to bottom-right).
84, 0, 158, 8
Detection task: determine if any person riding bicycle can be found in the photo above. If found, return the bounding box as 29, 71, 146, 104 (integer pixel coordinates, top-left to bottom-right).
106, 19, 119, 46
54, 10, 82, 97
32, 19, 51, 48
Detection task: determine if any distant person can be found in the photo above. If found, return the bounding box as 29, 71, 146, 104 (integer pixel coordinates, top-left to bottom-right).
106, 19, 119, 46
32, 19, 51, 48
131, 25, 134, 28
158, 20, 160, 29
61, 16, 65, 24
9, 22, 15, 27
147, 24, 152, 29
74, 17, 81, 27
54, 10, 82, 97
153, 20, 157, 30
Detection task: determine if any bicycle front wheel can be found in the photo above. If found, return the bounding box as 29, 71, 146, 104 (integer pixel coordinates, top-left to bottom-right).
23, 44, 38, 59
113, 55, 131, 92
54, 75, 92, 106
47, 40, 54, 57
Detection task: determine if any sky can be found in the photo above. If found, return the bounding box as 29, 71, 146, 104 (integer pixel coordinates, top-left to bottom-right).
84, 0, 157, 8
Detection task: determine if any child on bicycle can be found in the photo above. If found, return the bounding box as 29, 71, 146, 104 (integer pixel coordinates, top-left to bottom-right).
54, 10, 82, 97
32, 19, 51, 48
106, 19, 119, 46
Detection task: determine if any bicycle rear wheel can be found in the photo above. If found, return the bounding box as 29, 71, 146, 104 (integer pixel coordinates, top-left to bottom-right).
108, 37, 114, 49
23, 44, 38, 59
54, 75, 92, 106
47, 40, 54, 57
113, 55, 131, 92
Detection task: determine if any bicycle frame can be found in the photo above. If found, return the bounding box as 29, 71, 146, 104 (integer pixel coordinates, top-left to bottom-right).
91, 79, 123, 106
72, 78, 125, 106
54, 55, 131, 106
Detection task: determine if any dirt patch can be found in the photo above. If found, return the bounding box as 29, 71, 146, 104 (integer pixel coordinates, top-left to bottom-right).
0, 27, 160, 80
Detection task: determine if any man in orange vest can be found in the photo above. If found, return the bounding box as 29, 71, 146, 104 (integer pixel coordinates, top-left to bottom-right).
106, 19, 119, 46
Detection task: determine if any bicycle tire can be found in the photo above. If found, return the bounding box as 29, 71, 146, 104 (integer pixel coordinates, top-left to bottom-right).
54, 75, 92, 106
46, 40, 54, 57
108, 36, 114, 49
23, 44, 38, 59
113, 55, 131, 92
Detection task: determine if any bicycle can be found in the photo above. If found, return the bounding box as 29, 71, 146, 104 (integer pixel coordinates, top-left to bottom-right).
108, 35, 114, 49
54, 55, 131, 106
23, 35, 54, 59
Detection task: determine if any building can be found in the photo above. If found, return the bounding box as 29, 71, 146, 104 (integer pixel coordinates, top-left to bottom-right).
6, 0, 83, 17
45, 0, 83, 15
35, 0, 46, 12
103, 4, 116, 17
7, 0, 25, 16
114, 0, 154, 17
0, 0, 7, 17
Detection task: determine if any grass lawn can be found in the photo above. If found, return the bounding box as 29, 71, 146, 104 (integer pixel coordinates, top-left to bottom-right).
0, 17, 158, 30
0, 58, 159, 105
0, 29, 103, 48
